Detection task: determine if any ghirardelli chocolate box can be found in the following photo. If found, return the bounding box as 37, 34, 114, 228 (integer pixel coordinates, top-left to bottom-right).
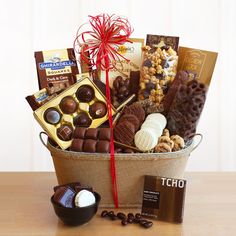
35, 48, 79, 91
141, 175, 187, 223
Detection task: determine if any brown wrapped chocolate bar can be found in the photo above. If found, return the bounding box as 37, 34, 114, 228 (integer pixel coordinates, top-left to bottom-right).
35, 48, 79, 93
139, 35, 179, 110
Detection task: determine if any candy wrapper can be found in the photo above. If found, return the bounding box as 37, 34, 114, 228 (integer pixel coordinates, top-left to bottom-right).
138, 35, 179, 110
35, 48, 79, 93
165, 47, 218, 140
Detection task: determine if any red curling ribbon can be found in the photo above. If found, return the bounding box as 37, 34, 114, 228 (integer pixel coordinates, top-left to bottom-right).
74, 14, 133, 208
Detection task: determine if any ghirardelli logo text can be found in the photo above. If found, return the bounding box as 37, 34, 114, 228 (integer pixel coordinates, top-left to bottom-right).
181, 50, 206, 79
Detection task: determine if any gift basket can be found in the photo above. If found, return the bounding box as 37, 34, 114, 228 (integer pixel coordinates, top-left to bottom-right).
26, 14, 217, 208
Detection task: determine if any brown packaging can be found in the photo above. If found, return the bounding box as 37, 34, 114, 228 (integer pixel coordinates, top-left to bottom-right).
146, 34, 179, 52
141, 175, 186, 223
26, 88, 57, 111
35, 48, 79, 91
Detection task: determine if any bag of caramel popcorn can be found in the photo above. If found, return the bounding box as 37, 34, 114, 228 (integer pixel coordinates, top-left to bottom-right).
138, 35, 179, 111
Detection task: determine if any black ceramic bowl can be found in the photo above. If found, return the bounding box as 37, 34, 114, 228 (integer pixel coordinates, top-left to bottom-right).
51, 192, 101, 226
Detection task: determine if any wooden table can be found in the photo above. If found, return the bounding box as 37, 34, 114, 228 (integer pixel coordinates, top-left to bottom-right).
0, 172, 235, 236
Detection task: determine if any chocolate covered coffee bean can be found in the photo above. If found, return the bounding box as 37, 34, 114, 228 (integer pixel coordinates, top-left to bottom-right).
100, 210, 153, 229
112, 76, 131, 107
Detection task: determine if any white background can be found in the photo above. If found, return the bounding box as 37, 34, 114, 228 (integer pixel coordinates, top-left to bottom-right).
0, 0, 235, 171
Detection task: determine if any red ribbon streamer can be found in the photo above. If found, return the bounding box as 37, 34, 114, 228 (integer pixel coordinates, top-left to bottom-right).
74, 14, 133, 208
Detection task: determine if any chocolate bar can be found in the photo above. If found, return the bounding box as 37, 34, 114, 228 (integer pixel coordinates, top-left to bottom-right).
141, 175, 186, 223
25, 88, 57, 111
71, 127, 111, 153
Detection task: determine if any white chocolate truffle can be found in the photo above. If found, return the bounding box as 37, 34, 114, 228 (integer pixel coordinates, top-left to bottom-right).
74, 190, 96, 207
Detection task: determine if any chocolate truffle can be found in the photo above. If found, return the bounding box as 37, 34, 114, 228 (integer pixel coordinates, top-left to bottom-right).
70, 139, 84, 152
57, 125, 73, 141
85, 128, 98, 139
83, 139, 97, 152
59, 96, 78, 114
97, 140, 110, 153
73, 112, 92, 127
44, 108, 61, 124
89, 101, 107, 119
73, 127, 87, 139
76, 85, 95, 102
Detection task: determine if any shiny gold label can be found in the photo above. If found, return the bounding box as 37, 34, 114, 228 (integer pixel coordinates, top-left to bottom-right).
178, 47, 218, 85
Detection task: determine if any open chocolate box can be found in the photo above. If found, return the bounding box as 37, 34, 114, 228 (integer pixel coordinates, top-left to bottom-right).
34, 76, 116, 149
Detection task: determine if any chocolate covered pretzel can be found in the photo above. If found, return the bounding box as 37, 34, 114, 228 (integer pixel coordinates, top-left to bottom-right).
167, 79, 207, 140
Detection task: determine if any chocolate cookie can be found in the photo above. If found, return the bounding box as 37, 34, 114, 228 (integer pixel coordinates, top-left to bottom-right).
123, 103, 145, 124
118, 114, 140, 131
114, 121, 135, 145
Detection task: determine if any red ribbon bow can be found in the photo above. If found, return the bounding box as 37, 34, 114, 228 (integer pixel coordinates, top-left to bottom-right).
74, 14, 133, 208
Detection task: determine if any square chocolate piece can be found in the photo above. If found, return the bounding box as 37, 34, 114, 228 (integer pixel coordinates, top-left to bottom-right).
53, 186, 76, 208
85, 128, 98, 139
83, 139, 97, 152
97, 140, 110, 153
98, 128, 111, 140
73, 127, 86, 139
70, 139, 84, 152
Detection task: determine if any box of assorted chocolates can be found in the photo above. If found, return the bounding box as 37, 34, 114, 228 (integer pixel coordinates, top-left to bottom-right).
33, 75, 116, 149
26, 18, 218, 208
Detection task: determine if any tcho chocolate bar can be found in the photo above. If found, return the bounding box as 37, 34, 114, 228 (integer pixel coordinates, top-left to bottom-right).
35, 48, 79, 91
141, 175, 186, 223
